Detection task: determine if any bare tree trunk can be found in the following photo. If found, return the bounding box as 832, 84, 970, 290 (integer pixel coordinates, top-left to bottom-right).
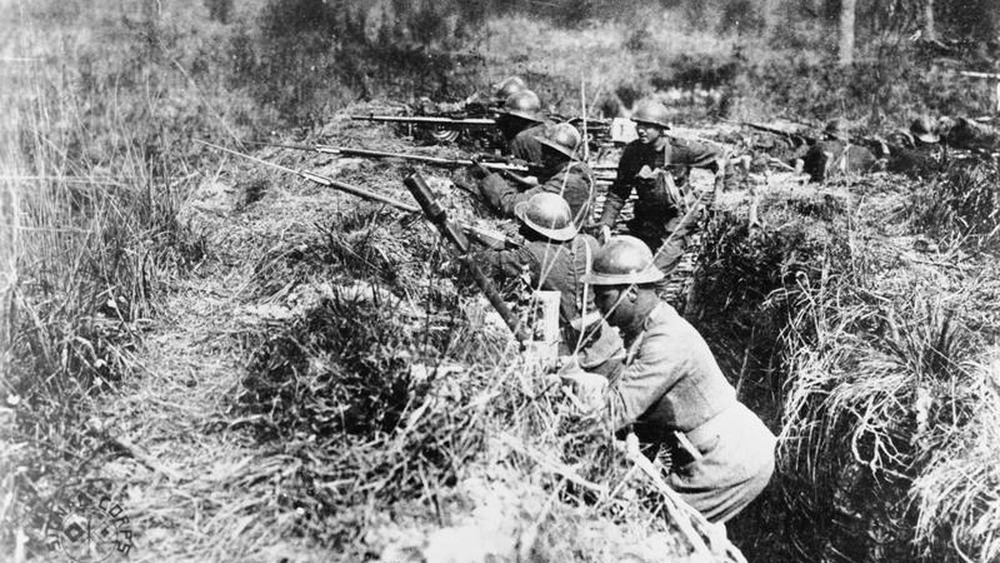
762, 0, 780, 40
839, 0, 856, 66
924, 0, 936, 40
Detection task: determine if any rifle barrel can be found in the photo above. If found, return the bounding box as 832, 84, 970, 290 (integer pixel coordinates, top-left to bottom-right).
248, 141, 533, 173
351, 114, 496, 127
195, 140, 420, 213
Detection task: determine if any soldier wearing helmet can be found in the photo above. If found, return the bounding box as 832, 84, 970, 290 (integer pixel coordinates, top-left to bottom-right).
493, 76, 527, 104
885, 116, 948, 178
477, 122, 596, 225
477, 193, 623, 375
595, 99, 727, 289
560, 235, 776, 523
496, 89, 551, 164
800, 118, 878, 183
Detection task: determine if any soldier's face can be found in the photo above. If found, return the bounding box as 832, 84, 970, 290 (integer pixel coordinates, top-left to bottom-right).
635, 123, 663, 145
593, 284, 635, 327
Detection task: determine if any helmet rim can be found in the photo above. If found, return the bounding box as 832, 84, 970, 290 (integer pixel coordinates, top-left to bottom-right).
513, 200, 577, 241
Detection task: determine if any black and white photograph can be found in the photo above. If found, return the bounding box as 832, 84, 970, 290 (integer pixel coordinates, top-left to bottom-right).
2, 0, 999, 561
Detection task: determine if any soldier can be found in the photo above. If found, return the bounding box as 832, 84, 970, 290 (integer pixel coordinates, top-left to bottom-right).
493, 76, 528, 103
561, 236, 776, 523
417, 75, 528, 117
799, 118, 878, 183
476, 123, 596, 226
477, 193, 623, 375
496, 89, 552, 165
594, 100, 726, 288
886, 116, 946, 177
940, 116, 1000, 151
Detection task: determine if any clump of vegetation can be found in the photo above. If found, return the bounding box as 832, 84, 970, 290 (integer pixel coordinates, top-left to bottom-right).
907, 159, 1000, 250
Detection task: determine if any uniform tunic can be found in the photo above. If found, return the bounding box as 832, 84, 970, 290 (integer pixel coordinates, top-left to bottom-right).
479, 161, 596, 227
480, 235, 623, 372
607, 302, 775, 523
508, 122, 550, 165
598, 137, 723, 278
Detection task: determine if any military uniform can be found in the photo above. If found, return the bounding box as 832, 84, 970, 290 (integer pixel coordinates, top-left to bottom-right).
598, 137, 722, 280
480, 234, 623, 373
479, 161, 596, 227
508, 122, 551, 165
607, 301, 776, 523
943, 117, 1000, 151
801, 140, 878, 183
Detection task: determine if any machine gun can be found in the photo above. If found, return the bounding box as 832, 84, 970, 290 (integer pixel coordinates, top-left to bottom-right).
351, 114, 496, 129
353, 112, 633, 149
194, 140, 522, 251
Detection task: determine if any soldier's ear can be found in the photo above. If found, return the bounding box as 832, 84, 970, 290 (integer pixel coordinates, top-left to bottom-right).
626, 285, 639, 302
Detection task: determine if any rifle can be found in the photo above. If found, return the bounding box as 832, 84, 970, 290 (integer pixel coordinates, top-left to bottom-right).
195, 140, 521, 249
250, 141, 618, 189
739, 122, 814, 148
248, 141, 533, 174
404, 172, 530, 343
740, 121, 893, 158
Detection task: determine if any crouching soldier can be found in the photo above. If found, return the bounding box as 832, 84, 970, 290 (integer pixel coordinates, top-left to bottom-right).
594, 100, 727, 290
476, 123, 596, 227
477, 193, 623, 376
563, 236, 776, 523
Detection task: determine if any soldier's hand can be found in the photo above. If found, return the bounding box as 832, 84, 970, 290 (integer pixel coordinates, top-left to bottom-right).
559, 364, 607, 412
468, 159, 491, 180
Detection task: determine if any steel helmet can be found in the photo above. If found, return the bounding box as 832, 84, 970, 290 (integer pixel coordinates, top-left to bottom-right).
536, 122, 581, 159
502, 90, 543, 123
583, 236, 664, 286
630, 100, 671, 130
494, 76, 527, 101
823, 118, 850, 141
513, 192, 577, 241
910, 116, 940, 144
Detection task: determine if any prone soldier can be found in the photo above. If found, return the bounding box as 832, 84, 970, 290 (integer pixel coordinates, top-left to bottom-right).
497, 89, 552, 165
885, 116, 947, 178
799, 118, 878, 183
475, 123, 596, 226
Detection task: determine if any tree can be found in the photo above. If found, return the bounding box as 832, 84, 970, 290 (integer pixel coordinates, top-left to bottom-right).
839, 0, 856, 66
924, 0, 936, 40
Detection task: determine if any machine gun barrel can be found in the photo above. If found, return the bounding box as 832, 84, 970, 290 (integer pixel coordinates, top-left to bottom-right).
351, 114, 496, 128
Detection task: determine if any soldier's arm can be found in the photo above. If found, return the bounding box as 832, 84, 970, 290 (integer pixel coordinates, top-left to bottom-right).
598, 147, 639, 228
477, 173, 519, 217
476, 247, 533, 279
670, 137, 723, 174
605, 331, 684, 431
